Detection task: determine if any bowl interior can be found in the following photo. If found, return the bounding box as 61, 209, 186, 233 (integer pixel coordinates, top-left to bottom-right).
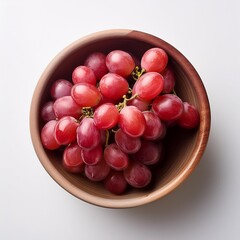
30, 30, 210, 208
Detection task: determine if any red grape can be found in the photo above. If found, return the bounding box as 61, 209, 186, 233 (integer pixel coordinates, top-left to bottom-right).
133, 72, 164, 101
71, 83, 101, 107
141, 47, 168, 73
99, 73, 129, 100
53, 96, 82, 119
124, 161, 152, 188
119, 106, 146, 137
132, 140, 163, 165
142, 111, 166, 140
63, 143, 85, 173
93, 103, 119, 129
81, 144, 103, 165
104, 143, 129, 171
72, 65, 96, 85
177, 102, 200, 128
161, 66, 175, 93
152, 94, 183, 121
84, 158, 110, 181
114, 129, 141, 154
84, 52, 108, 80
106, 50, 135, 77
54, 116, 79, 145
127, 97, 150, 111
50, 79, 73, 100
77, 117, 101, 150
41, 101, 56, 122
41, 120, 60, 150
104, 171, 128, 195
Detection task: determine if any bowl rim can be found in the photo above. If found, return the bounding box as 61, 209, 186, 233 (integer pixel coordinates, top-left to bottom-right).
30, 29, 211, 208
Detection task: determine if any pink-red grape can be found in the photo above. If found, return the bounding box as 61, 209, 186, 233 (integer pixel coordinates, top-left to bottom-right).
41, 101, 56, 122
106, 50, 135, 77
132, 140, 163, 165
124, 161, 152, 188
54, 116, 79, 145
114, 129, 141, 154
133, 72, 164, 101
161, 66, 175, 93
177, 102, 200, 128
81, 144, 103, 165
142, 111, 166, 140
93, 103, 119, 129
84, 52, 108, 80
63, 143, 85, 173
41, 120, 60, 150
152, 94, 183, 121
141, 47, 168, 73
72, 65, 97, 85
119, 106, 146, 137
104, 171, 128, 195
104, 143, 129, 171
77, 117, 101, 150
127, 97, 150, 111
53, 96, 82, 119
84, 158, 110, 181
50, 79, 73, 100
71, 83, 101, 107
99, 73, 129, 100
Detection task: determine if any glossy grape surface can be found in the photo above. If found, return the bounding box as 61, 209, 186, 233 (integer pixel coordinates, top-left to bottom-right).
141, 47, 168, 73
106, 50, 135, 77
77, 117, 101, 150
50, 79, 73, 100
152, 94, 183, 121
119, 106, 146, 137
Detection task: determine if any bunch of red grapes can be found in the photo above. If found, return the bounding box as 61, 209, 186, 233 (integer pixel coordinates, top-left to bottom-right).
40, 47, 200, 195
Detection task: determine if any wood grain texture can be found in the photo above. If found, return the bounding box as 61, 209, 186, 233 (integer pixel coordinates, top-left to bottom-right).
30, 29, 211, 208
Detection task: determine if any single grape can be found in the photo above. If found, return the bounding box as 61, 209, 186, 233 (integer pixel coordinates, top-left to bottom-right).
63, 142, 85, 173
72, 65, 97, 85
93, 103, 119, 129
84, 158, 110, 181
142, 111, 166, 140
114, 128, 141, 154
104, 143, 129, 171
106, 50, 135, 77
104, 171, 128, 195
41, 101, 56, 122
84, 52, 108, 80
127, 97, 150, 111
141, 47, 168, 73
119, 106, 146, 137
77, 117, 101, 150
71, 83, 101, 107
54, 116, 79, 145
133, 72, 164, 101
53, 96, 82, 119
99, 73, 129, 101
152, 94, 183, 121
132, 140, 163, 165
161, 66, 175, 93
81, 144, 103, 165
177, 102, 200, 129
124, 161, 152, 188
50, 79, 73, 100
41, 120, 60, 150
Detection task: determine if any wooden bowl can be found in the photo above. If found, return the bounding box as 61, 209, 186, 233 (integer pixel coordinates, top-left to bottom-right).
30, 29, 211, 208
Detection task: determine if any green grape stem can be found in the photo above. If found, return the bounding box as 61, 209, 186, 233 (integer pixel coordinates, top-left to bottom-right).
131, 66, 145, 81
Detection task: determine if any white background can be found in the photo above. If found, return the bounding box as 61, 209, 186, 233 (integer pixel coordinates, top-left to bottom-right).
1, 0, 240, 239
